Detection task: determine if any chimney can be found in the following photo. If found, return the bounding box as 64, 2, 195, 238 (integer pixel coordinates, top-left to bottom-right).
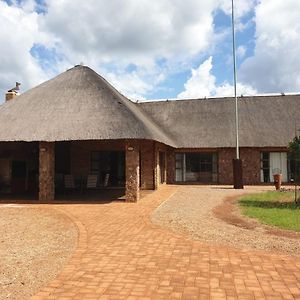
5, 82, 21, 102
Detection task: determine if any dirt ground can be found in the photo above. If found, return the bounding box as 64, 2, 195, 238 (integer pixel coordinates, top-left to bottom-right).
0, 204, 77, 300
152, 185, 300, 257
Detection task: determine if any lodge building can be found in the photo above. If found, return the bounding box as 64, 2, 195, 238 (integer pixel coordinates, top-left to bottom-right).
0, 65, 299, 202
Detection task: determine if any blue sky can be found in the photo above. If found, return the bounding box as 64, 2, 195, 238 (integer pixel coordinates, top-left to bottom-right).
1, 0, 300, 102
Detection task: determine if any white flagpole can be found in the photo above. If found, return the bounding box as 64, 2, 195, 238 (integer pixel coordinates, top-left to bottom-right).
231, 0, 239, 160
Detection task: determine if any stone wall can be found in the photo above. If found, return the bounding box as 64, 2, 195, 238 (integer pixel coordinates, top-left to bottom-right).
125, 140, 140, 202
39, 142, 55, 202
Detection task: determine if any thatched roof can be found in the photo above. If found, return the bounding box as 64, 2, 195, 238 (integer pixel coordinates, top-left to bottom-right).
139, 95, 300, 148
0, 65, 299, 148
0, 65, 175, 146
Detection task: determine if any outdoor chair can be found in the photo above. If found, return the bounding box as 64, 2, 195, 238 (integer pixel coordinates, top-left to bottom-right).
64, 175, 75, 194
86, 174, 98, 195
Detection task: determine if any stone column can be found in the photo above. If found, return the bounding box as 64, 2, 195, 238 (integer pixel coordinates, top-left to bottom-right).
125, 140, 140, 202
166, 148, 175, 184
153, 142, 160, 190
39, 141, 55, 202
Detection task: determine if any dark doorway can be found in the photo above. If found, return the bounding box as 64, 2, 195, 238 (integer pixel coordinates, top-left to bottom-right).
55, 142, 71, 174
11, 160, 27, 193
159, 152, 166, 184
91, 151, 125, 187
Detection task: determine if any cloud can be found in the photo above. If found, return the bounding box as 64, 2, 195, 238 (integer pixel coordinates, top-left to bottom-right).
0, 0, 226, 101
240, 0, 300, 93
39, 0, 219, 68
237, 45, 247, 59
178, 56, 256, 99
0, 1, 47, 100
219, 0, 257, 19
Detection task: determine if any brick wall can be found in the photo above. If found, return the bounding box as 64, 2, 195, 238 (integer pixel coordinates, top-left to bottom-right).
140, 140, 155, 190
218, 148, 261, 185
169, 147, 287, 185
70, 140, 124, 176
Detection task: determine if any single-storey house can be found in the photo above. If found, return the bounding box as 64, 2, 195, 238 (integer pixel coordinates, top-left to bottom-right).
0, 65, 299, 202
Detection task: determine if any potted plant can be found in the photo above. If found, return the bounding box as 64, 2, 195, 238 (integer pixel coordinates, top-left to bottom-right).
272, 168, 282, 190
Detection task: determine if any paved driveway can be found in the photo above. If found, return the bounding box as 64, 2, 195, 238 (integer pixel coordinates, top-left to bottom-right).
32, 186, 300, 300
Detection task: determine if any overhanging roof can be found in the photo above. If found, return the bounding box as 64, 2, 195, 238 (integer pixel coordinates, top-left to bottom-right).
0, 65, 299, 149
0, 66, 176, 146
138, 95, 300, 148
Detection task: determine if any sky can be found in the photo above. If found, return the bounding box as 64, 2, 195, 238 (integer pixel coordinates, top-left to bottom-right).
1, 0, 300, 102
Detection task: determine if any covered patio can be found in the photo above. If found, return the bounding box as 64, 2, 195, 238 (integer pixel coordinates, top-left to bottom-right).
0, 139, 169, 202
0, 66, 176, 202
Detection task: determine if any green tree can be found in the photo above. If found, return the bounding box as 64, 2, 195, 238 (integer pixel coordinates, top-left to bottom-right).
288, 135, 300, 204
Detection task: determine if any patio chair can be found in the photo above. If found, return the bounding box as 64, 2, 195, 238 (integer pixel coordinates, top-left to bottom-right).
86, 175, 98, 195
64, 175, 75, 194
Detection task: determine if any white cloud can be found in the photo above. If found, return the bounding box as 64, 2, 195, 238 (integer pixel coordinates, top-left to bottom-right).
0, 0, 226, 101
219, 0, 257, 19
237, 45, 247, 59
39, 0, 219, 68
240, 0, 300, 93
178, 56, 256, 99
0, 1, 47, 101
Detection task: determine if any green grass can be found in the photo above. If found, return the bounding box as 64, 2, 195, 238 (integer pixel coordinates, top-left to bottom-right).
239, 191, 300, 232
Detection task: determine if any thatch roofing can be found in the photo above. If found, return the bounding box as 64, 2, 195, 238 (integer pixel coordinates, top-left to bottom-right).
0, 65, 299, 148
139, 95, 300, 148
0, 66, 175, 146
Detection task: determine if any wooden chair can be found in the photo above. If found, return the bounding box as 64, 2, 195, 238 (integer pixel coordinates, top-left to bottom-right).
64, 175, 75, 194
86, 175, 98, 195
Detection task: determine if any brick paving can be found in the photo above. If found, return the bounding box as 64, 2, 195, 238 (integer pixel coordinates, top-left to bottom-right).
31, 186, 300, 300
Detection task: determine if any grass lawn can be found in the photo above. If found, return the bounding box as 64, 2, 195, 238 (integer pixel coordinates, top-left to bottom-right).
239, 191, 300, 232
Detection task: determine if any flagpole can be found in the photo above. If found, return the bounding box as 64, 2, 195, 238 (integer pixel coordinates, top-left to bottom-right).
231, 0, 244, 189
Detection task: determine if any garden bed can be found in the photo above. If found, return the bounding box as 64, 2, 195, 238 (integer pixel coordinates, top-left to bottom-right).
239, 191, 300, 232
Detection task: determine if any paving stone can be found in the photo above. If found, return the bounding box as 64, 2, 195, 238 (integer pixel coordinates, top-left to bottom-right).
31, 186, 300, 299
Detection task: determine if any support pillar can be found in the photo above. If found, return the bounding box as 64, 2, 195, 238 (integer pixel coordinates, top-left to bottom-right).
125, 140, 140, 202
233, 158, 244, 189
153, 142, 160, 190
166, 148, 175, 184
39, 141, 55, 202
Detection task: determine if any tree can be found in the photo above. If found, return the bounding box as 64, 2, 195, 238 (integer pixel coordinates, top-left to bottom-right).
288, 135, 300, 204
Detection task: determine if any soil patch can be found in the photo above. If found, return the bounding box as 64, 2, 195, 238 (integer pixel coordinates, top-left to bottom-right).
213, 194, 300, 239
0, 205, 77, 300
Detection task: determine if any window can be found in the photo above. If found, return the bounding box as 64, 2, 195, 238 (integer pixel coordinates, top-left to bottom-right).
175, 153, 218, 183
260, 152, 288, 183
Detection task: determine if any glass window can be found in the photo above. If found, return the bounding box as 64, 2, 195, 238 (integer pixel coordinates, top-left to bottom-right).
175, 152, 218, 183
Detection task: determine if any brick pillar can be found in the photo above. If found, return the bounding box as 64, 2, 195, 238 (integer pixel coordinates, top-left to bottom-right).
125, 140, 140, 202
166, 148, 175, 184
153, 142, 160, 190
39, 141, 55, 202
